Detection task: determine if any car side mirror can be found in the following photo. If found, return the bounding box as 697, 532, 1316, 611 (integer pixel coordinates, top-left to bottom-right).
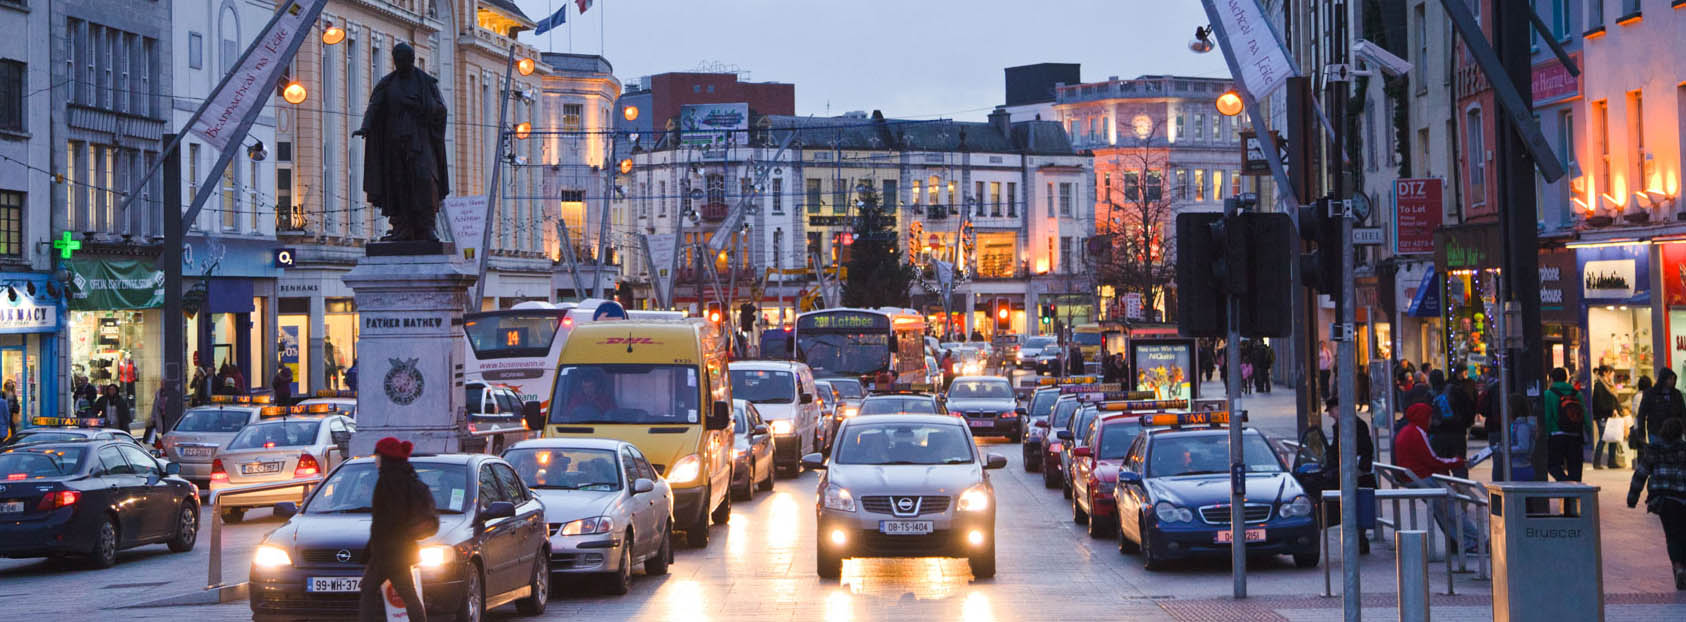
984, 454, 1008, 470
785, 336, 795, 355
1035, 420, 1050, 429
1056, 430, 1073, 441
753, 424, 769, 436
330, 430, 352, 446
1116, 471, 1142, 484
481, 500, 517, 521
632, 478, 656, 494
164, 461, 181, 476
522, 401, 543, 431
800, 452, 827, 470
1294, 463, 1324, 477
1073, 447, 1091, 458
707, 401, 731, 430
800, 393, 814, 404
272, 501, 299, 519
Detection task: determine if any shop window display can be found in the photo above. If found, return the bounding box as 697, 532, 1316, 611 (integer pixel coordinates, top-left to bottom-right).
68, 309, 161, 422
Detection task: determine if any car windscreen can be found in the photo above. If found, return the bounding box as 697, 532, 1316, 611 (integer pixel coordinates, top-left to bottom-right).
1097, 421, 1144, 460
826, 379, 866, 399
1148, 433, 1282, 478
733, 408, 749, 433
1029, 391, 1059, 418
796, 332, 889, 377
1024, 337, 1055, 350
947, 379, 1012, 399
227, 420, 322, 450
549, 364, 701, 425
504, 448, 621, 491
832, 422, 974, 465
1073, 332, 1103, 346
305, 462, 469, 514
11, 431, 89, 445
858, 397, 939, 416
731, 369, 796, 404
1052, 399, 1079, 429
0, 447, 88, 478
174, 409, 251, 433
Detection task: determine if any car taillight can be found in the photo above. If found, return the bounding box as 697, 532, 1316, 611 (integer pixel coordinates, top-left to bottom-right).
36, 490, 80, 511
949, 411, 963, 418
294, 454, 320, 478
210, 458, 228, 483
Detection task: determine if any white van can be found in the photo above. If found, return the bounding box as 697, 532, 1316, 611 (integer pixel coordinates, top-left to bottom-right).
728, 360, 822, 477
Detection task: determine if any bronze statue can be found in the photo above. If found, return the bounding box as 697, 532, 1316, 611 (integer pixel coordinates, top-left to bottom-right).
354, 42, 448, 243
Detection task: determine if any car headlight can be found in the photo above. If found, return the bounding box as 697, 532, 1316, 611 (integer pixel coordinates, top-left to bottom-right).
417, 544, 454, 567
1154, 501, 1194, 523
841, 406, 857, 418
252, 544, 292, 568
822, 484, 856, 512
770, 419, 793, 435
558, 516, 614, 536
1280, 495, 1314, 519
667, 454, 702, 484
957, 485, 991, 512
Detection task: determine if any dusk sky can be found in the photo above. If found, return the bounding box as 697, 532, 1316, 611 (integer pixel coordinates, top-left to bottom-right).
512, 0, 1231, 121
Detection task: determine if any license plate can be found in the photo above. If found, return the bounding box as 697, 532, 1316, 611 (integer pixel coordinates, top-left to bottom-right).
879, 520, 933, 535
967, 419, 992, 428
307, 577, 362, 593
242, 461, 283, 475
0, 501, 23, 514
1215, 528, 1267, 543
179, 446, 215, 457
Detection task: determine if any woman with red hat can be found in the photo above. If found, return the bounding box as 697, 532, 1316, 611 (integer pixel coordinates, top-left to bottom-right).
359, 437, 437, 621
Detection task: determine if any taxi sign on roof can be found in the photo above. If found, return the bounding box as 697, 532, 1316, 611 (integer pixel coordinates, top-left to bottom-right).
1143, 410, 1234, 427
314, 389, 355, 398
31, 416, 105, 428
1074, 390, 1153, 401
1036, 376, 1100, 387
1059, 383, 1127, 395
891, 382, 934, 393
210, 394, 272, 405
1100, 399, 1190, 411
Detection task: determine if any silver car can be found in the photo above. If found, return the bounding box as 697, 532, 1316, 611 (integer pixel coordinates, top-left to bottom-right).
803, 414, 1007, 580
208, 414, 355, 523
502, 438, 674, 595
161, 403, 269, 487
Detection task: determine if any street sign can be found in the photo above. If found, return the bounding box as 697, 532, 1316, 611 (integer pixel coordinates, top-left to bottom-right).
1351, 227, 1385, 246
1240, 130, 1285, 176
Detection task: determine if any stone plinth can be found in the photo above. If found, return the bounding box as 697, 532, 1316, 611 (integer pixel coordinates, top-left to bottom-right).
342, 252, 476, 456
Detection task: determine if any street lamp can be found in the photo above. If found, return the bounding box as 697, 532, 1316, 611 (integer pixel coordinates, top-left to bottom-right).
516, 57, 536, 76
281, 81, 308, 105
513, 121, 532, 140
1215, 90, 1244, 117
321, 21, 346, 45
618, 158, 634, 175
1189, 26, 1214, 53
623, 105, 640, 122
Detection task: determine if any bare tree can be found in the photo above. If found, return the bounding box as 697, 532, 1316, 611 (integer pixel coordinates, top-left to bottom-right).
1091, 117, 1178, 321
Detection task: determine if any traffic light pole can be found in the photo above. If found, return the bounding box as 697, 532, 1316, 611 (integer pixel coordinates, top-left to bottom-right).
1335, 201, 1361, 621
1223, 198, 1248, 598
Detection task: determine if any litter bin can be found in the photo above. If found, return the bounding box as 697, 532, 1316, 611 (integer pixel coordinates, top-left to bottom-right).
1486, 482, 1602, 622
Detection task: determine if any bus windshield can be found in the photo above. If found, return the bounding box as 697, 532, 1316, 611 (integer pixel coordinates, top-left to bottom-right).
549, 364, 701, 425
464, 312, 562, 358
795, 332, 889, 377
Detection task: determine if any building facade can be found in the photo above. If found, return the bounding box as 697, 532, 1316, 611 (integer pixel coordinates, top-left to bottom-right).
615, 71, 795, 138
537, 51, 619, 297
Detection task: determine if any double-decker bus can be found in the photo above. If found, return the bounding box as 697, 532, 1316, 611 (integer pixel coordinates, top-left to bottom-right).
463, 300, 684, 418
791, 307, 928, 390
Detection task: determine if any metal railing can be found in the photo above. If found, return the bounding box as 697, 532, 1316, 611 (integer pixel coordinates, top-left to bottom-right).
205, 477, 322, 589
1430, 473, 1492, 581
1319, 487, 1451, 597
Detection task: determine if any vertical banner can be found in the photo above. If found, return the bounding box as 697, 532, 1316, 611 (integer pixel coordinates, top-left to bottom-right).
1210, 0, 1293, 98
443, 195, 488, 265
1394, 178, 1443, 255
189, 0, 329, 150
644, 233, 677, 307
279, 326, 301, 395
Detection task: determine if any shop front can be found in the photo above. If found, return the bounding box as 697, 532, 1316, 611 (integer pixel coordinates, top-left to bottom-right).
1398, 259, 1444, 370
278, 268, 359, 395
182, 237, 279, 401
0, 272, 63, 428
1656, 241, 1686, 383
66, 258, 163, 418
1538, 246, 1583, 380
1576, 242, 1652, 393
1436, 224, 1502, 378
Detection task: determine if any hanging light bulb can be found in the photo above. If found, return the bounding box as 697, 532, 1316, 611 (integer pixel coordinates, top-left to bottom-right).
282, 81, 308, 105
623, 105, 640, 122
513, 121, 532, 140
321, 22, 346, 45
517, 57, 536, 76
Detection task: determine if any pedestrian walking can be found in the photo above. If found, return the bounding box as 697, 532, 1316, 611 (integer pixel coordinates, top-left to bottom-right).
359, 437, 437, 622
1543, 367, 1593, 482
1635, 368, 1686, 449
93, 385, 132, 433
1592, 365, 1623, 469
1502, 393, 1538, 481
144, 386, 168, 443
0, 390, 11, 444
273, 364, 295, 406
1324, 396, 1377, 554
1317, 341, 1334, 400
1199, 339, 1216, 382
346, 358, 360, 392
1627, 417, 1686, 590
1429, 376, 1477, 477
1252, 341, 1274, 394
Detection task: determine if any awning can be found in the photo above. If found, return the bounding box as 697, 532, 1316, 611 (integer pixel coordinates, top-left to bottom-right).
1406, 270, 1440, 318
208, 278, 255, 314
66, 258, 164, 310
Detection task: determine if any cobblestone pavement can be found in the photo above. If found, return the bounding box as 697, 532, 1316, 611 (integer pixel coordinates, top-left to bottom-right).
2, 373, 1682, 620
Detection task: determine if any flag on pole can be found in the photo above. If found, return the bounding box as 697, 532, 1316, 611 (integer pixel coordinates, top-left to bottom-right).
576, 0, 594, 13
533, 5, 567, 35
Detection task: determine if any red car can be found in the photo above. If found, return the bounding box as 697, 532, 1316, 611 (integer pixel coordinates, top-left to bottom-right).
1070, 413, 1148, 538
1038, 397, 1082, 487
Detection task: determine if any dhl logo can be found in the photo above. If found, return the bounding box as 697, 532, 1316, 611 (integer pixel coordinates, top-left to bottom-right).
597, 337, 659, 345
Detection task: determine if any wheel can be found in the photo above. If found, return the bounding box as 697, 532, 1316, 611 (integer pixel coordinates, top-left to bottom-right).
603, 541, 632, 595
1042, 466, 1060, 489
776, 462, 797, 479
732, 466, 752, 501
456, 562, 485, 622
711, 488, 732, 525
219, 507, 245, 524
1024, 450, 1041, 473
968, 540, 996, 579
644, 521, 672, 576
515, 554, 548, 614
1141, 522, 1165, 571
167, 502, 198, 552
1071, 494, 1088, 525
1293, 552, 1320, 568
685, 493, 711, 548
816, 539, 842, 579
1117, 519, 1139, 554
1061, 477, 1072, 499
757, 462, 774, 491
87, 515, 118, 569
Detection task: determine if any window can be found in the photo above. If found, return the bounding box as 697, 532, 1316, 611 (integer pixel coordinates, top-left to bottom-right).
1552, 0, 1569, 38
1589, 0, 1605, 29
221, 160, 237, 230
1629, 90, 1646, 186
0, 60, 20, 132
772, 178, 784, 214
773, 229, 783, 268
707, 173, 726, 206
118, 445, 159, 478
831, 178, 846, 213
1146, 171, 1164, 202
0, 191, 19, 257
1174, 168, 1188, 199
658, 180, 667, 218
1559, 110, 1575, 174
1193, 114, 1206, 143
1194, 169, 1206, 201
928, 175, 940, 206
806, 178, 821, 212
1059, 237, 1072, 274
562, 103, 582, 131
1620, 0, 1639, 20
1058, 182, 1073, 216
1212, 171, 1224, 199
1414, 5, 1427, 87
477, 465, 509, 510
974, 181, 985, 215
1006, 182, 1017, 217
1046, 182, 1054, 217
639, 182, 650, 218
1365, 99, 1377, 170
1230, 173, 1241, 198
188, 32, 203, 70
911, 179, 921, 205
989, 182, 1002, 216
880, 179, 895, 210
1123, 171, 1140, 201
1212, 115, 1222, 141
1466, 107, 1485, 192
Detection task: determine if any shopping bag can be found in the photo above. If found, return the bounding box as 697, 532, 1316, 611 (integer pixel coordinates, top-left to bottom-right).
382, 566, 424, 622
1602, 416, 1630, 444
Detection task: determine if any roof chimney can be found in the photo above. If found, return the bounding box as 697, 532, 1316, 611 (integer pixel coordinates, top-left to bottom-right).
988, 106, 1011, 139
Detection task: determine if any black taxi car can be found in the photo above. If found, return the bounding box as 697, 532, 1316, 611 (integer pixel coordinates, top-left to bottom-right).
0, 439, 199, 568
1111, 412, 1320, 570
248, 453, 550, 621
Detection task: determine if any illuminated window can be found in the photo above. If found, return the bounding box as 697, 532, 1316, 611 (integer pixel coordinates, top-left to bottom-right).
975, 232, 1017, 278
1194, 170, 1206, 201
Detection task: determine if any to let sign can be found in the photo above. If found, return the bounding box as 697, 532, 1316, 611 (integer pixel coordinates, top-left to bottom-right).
1394, 178, 1442, 255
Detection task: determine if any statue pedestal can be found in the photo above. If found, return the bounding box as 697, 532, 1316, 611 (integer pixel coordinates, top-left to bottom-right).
343, 252, 476, 456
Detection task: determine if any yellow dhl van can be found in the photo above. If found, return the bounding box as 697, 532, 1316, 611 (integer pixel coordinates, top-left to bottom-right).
544, 318, 735, 547
1074, 323, 1105, 362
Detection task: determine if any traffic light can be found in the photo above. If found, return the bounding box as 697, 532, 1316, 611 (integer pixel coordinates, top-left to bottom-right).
706, 302, 723, 324
1239, 211, 1294, 337
1175, 212, 1226, 337
1039, 304, 1051, 325
1298, 196, 1344, 294
738, 302, 757, 333
994, 300, 1010, 332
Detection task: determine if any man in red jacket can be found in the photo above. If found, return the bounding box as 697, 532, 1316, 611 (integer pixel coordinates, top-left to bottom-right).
1395, 402, 1478, 552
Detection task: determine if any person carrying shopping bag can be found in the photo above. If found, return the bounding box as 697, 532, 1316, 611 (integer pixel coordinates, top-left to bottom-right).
1628, 418, 1686, 590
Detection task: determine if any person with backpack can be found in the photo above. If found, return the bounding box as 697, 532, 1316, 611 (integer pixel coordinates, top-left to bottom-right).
1635, 368, 1686, 450
1543, 367, 1594, 482
359, 437, 437, 622
1591, 365, 1623, 469
1428, 376, 1477, 477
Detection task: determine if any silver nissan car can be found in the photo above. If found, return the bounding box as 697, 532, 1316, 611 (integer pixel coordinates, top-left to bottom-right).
802, 414, 1007, 580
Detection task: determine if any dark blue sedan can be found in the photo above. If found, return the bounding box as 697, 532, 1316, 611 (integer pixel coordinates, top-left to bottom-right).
1111, 421, 1319, 570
